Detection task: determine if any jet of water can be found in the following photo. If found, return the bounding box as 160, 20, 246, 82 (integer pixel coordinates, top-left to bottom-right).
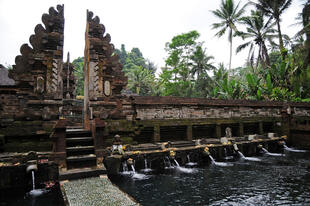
164, 156, 172, 168
144, 159, 148, 169
122, 161, 129, 172
174, 159, 180, 167
142, 158, 152, 172
283, 144, 307, 153
131, 165, 136, 173
262, 148, 284, 156
186, 154, 198, 166
31, 171, 35, 190
238, 151, 261, 162
209, 154, 233, 167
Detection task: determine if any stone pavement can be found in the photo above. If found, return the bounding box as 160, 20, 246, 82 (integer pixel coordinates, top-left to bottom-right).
62, 176, 139, 206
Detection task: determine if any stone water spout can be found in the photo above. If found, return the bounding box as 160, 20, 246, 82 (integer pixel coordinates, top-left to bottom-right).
26, 160, 38, 174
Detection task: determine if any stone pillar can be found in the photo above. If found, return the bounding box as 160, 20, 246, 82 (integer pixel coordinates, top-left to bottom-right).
92, 118, 105, 166
259, 122, 264, 135
239, 122, 244, 137
281, 108, 291, 139
216, 123, 221, 138
153, 125, 160, 143
83, 21, 90, 130
50, 119, 67, 169
186, 125, 193, 141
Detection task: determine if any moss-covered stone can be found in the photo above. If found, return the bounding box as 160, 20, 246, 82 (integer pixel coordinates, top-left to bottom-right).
3, 141, 52, 153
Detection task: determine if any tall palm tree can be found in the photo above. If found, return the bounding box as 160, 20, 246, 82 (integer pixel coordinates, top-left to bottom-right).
211, 0, 247, 71
236, 10, 277, 68
252, 0, 292, 59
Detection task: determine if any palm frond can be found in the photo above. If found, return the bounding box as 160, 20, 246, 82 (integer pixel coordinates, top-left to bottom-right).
236, 41, 252, 53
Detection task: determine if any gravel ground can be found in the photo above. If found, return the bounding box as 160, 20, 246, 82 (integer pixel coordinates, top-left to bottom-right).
62, 176, 139, 206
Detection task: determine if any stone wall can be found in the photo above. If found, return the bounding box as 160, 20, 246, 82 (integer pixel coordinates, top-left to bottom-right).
133, 96, 310, 121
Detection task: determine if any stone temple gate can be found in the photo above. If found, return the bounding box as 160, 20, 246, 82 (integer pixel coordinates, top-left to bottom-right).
1, 5, 310, 170
5, 5, 129, 126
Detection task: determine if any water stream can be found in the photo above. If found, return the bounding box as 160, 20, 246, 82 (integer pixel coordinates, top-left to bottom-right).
238, 151, 261, 162
209, 155, 233, 167
28, 171, 49, 198
283, 144, 307, 153
223, 148, 233, 160
141, 158, 152, 172
32, 171, 35, 190
262, 148, 284, 156
186, 155, 198, 166
173, 159, 180, 167
111, 151, 310, 206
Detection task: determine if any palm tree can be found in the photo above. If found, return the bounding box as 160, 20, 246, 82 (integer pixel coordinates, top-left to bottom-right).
236, 10, 277, 68
190, 45, 216, 78
211, 0, 248, 71
252, 0, 292, 59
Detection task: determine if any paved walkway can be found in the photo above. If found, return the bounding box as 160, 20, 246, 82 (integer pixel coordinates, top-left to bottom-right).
62, 176, 139, 206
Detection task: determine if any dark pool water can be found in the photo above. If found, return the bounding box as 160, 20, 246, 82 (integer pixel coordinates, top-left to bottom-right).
0, 185, 64, 206
111, 151, 310, 206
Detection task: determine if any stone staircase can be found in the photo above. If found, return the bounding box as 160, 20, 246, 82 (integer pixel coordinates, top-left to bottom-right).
65, 128, 96, 169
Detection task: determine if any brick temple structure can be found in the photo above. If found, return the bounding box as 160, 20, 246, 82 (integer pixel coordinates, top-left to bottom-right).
1, 5, 310, 170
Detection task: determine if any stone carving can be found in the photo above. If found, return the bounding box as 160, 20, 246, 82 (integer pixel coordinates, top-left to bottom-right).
85, 10, 127, 100
104, 81, 111, 96
84, 10, 130, 121
9, 5, 64, 99
36, 76, 45, 94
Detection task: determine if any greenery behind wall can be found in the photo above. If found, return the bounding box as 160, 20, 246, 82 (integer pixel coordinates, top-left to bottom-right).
72, 0, 310, 102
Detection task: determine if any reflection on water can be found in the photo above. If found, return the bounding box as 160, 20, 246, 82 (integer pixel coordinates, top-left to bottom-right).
111, 151, 310, 206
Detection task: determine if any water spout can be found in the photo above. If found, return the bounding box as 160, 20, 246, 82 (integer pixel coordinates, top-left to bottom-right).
31, 171, 35, 190
262, 148, 284, 156
186, 154, 198, 166
174, 159, 180, 167
131, 165, 136, 173
209, 154, 233, 167
26, 162, 49, 198
122, 161, 129, 172
238, 151, 245, 159
223, 148, 233, 160
164, 156, 172, 168
238, 151, 261, 162
142, 158, 152, 172
144, 159, 148, 169
283, 143, 307, 153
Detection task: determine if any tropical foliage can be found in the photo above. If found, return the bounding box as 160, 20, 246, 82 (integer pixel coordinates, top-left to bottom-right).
71, 0, 310, 102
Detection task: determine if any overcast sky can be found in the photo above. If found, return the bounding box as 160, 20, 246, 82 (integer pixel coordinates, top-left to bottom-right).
0, 0, 303, 71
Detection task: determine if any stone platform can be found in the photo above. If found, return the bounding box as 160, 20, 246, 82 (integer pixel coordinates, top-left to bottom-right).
59, 167, 107, 181
62, 176, 139, 206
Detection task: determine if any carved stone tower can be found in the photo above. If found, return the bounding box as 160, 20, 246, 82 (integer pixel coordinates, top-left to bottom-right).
84, 10, 129, 128
9, 5, 65, 100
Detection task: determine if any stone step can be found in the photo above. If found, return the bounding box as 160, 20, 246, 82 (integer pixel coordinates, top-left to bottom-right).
59, 167, 107, 181
66, 145, 94, 151
66, 155, 97, 170
66, 154, 96, 162
66, 146, 95, 157
66, 137, 94, 147
66, 137, 93, 141
66, 129, 91, 138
